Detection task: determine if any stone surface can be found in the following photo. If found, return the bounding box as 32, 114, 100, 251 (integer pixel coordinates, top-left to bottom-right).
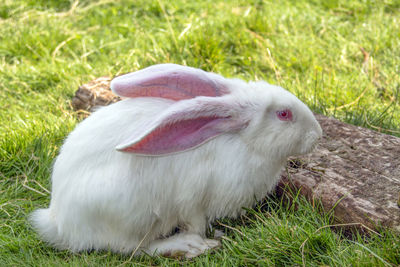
71, 76, 120, 112
73, 78, 400, 232
279, 114, 400, 231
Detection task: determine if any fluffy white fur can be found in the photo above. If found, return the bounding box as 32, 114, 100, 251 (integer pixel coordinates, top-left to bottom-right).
31, 67, 322, 257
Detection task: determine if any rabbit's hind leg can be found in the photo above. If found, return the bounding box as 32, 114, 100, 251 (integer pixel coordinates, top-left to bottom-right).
144, 233, 220, 258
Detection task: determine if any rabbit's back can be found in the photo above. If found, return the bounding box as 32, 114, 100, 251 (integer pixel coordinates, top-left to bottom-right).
42, 98, 179, 251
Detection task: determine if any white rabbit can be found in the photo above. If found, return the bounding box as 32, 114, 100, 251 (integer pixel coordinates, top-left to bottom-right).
31, 64, 322, 258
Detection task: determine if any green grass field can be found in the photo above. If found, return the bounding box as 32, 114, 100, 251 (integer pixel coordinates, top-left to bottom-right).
1, 0, 399, 266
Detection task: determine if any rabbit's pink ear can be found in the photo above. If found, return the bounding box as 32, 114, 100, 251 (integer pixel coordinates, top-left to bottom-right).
116, 99, 248, 155
110, 64, 229, 100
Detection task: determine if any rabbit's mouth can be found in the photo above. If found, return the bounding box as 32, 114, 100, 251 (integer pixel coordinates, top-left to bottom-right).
300, 132, 321, 155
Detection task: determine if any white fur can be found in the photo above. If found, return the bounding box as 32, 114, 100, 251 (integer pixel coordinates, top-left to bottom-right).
31, 71, 322, 256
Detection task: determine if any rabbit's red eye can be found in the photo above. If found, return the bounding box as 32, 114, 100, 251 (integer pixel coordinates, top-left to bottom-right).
276, 109, 293, 121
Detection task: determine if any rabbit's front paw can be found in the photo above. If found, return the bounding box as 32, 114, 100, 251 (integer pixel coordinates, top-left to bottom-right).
147, 233, 220, 258
183, 236, 220, 258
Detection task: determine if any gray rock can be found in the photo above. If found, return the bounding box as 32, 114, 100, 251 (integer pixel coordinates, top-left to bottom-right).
279, 114, 400, 231
72, 76, 120, 112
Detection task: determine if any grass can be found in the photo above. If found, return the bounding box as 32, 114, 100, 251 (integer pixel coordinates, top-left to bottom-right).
0, 0, 399, 266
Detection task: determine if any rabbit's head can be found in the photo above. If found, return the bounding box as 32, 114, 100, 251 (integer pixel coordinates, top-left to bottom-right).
110, 64, 322, 160
236, 81, 322, 160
